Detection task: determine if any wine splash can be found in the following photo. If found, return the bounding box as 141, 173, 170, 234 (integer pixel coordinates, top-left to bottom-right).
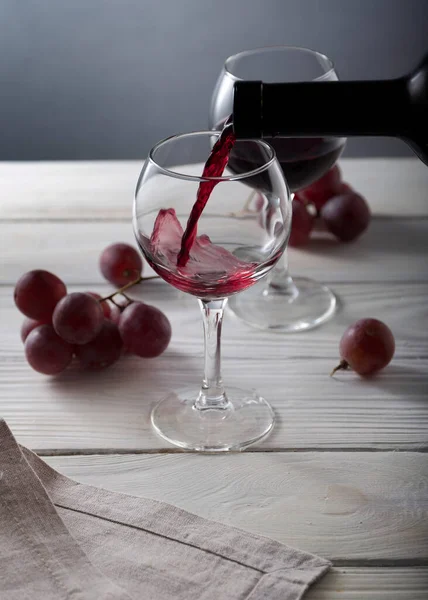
145, 122, 267, 298
177, 124, 236, 267
149, 208, 258, 298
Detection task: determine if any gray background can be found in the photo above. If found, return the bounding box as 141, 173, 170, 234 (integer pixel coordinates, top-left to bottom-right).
1, 0, 427, 161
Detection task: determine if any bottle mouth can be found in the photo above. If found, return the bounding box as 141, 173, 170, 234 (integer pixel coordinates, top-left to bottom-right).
224, 45, 336, 83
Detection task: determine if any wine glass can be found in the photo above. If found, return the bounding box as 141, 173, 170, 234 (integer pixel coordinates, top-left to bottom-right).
210, 46, 347, 332
134, 131, 291, 451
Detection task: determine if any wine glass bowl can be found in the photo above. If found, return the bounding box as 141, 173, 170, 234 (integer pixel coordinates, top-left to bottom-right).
210, 45, 346, 332
134, 131, 291, 451
211, 46, 346, 193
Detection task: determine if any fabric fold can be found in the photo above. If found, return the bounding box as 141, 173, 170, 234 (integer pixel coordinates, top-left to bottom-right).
0, 419, 331, 599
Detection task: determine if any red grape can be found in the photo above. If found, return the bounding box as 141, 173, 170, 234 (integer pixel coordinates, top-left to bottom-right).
108, 299, 135, 353
99, 243, 143, 286
119, 302, 171, 358
21, 318, 48, 343
332, 318, 395, 377
53, 292, 104, 344
86, 292, 111, 319
320, 191, 371, 242
301, 165, 343, 211
108, 303, 123, 325
106, 294, 131, 324
289, 197, 315, 247
14, 270, 67, 321
25, 324, 73, 375
293, 191, 310, 206
74, 321, 123, 370
338, 182, 353, 194
254, 193, 264, 212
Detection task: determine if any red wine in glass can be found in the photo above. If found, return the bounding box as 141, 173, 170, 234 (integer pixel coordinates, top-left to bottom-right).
140, 207, 264, 300
139, 124, 286, 298
141, 121, 283, 293
237, 137, 344, 192
215, 119, 344, 193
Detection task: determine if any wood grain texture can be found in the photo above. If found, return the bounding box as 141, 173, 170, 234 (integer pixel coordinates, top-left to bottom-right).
1, 281, 427, 451
0, 160, 141, 220
1, 158, 427, 219
306, 567, 428, 599
1, 158, 427, 593
3, 281, 428, 360
43, 452, 428, 561
1, 218, 428, 285
2, 355, 427, 452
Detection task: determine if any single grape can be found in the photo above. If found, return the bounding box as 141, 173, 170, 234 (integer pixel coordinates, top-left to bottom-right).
109, 298, 136, 354
331, 318, 395, 377
53, 292, 104, 344
74, 321, 123, 370
338, 181, 353, 194
292, 191, 308, 204
25, 324, 73, 375
86, 292, 111, 319
106, 294, 131, 324
14, 270, 67, 321
320, 192, 371, 242
119, 302, 171, 358
254, 193, 265, 212
108, 303, 122, 325
21, 317, 48, 343
289, 197, 315, 247
99, 243, 143, 286
300, 165, 343, 211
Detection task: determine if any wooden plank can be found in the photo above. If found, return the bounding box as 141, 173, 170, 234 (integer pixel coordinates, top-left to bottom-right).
1, 158, 427, 219
1, 281, 427, 451
43, 452, 428, 560
306, 567, 428, 599
2, 282, 428, 361
2, 353, 427, 451
0, 160, 141, 220
0, 221, 152, 285
1, 218, 428, 285
339, 158, 428, 218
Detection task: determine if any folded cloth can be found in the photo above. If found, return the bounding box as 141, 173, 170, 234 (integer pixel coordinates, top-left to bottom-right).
0, 419, 331, 599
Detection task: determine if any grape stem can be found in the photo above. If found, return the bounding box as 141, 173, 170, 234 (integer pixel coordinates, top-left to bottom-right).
330, 359, 350, 377
109, 297, 122, 308
99, 275, 160, 304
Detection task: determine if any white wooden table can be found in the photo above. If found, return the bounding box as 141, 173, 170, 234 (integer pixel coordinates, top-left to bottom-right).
1, 158, 428, 598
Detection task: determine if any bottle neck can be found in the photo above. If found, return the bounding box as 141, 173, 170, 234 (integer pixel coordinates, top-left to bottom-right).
232, 53, 428, 166
233, 77, 412, 139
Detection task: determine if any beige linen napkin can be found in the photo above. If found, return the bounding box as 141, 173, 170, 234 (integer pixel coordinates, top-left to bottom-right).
0, 419, 331, 599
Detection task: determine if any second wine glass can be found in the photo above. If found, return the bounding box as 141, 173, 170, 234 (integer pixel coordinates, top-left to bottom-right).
210, 46, 347, 332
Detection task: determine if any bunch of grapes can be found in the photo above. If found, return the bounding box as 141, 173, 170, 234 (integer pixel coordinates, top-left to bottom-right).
15, 243, 171, 375
289, 165, 372, 247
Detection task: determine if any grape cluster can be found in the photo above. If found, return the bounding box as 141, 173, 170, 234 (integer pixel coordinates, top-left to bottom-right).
289, 165, 371, 247
15, 243, 171, 375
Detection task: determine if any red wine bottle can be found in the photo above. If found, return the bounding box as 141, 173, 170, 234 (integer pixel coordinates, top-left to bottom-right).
232, 53, 428, 166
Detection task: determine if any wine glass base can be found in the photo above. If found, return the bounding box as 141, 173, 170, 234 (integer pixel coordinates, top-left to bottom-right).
151, 386, 275, 452
228, 276, 337, 333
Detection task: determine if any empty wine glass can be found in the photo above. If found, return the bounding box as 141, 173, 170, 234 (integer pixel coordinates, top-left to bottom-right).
134, 131, 291, 451
210, 46, 346, 332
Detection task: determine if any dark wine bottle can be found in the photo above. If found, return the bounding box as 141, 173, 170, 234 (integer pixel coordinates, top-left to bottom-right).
232, 53, 428, 166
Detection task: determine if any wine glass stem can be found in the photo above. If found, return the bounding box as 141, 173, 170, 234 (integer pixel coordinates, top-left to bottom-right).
264, 191, 298, 294
195, 298, 230, 411
265, 250, 298, 294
